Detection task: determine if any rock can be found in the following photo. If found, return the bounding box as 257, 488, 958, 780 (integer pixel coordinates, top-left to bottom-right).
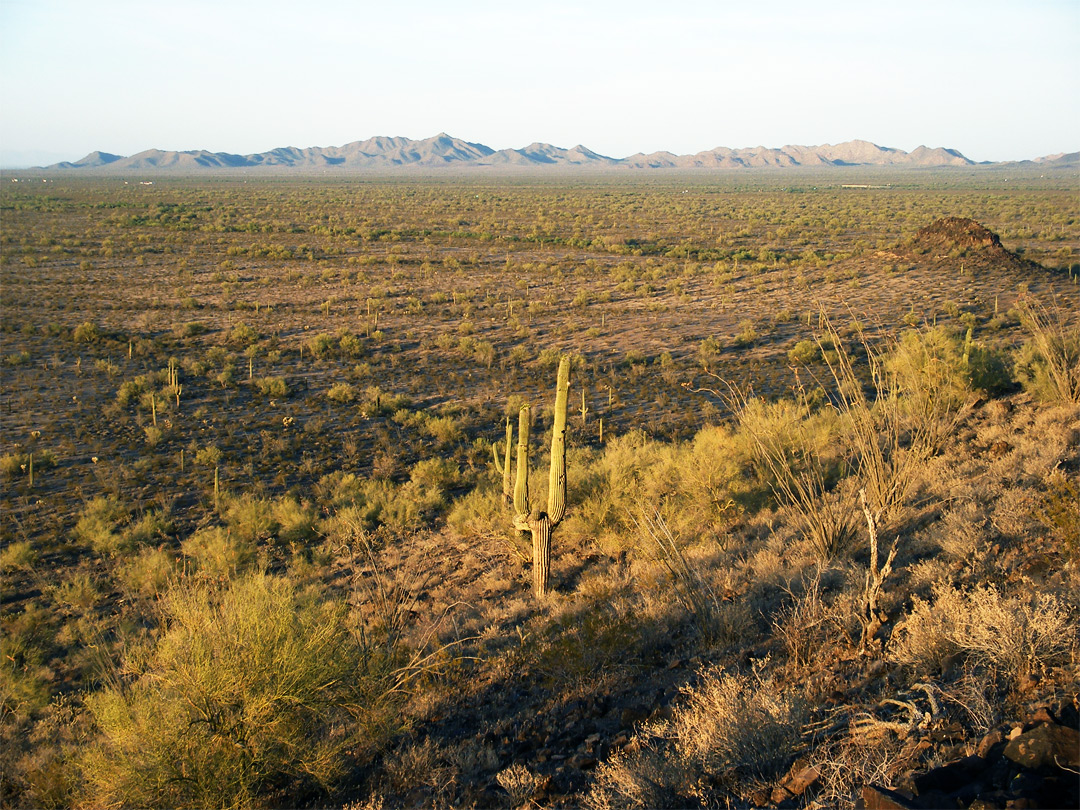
977, 729, 1004, 759
1003, 722, 1080, 770
1029, 706, 1055, 725
568, 754, 597, 770
748, 786, 773, 806
770, 785, 793, 804
911, 754, 987, 794
857, 784, 919, 809
620, 705, 649, 728
786, 764, 821, 796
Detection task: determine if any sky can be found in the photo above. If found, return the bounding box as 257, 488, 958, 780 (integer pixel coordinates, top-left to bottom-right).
0, 0, 1077, 167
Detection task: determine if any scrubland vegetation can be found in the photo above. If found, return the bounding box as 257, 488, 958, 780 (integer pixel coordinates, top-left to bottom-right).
1, 170, 1078, 808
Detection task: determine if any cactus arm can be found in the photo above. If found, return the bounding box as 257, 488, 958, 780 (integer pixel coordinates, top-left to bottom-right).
492, 440, 504, 475
547, 356, 571, 525
513, 404, 532, 529
501, 418, 514, 502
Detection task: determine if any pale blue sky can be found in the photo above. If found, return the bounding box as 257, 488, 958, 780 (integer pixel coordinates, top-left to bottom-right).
1, 0, 1076, 167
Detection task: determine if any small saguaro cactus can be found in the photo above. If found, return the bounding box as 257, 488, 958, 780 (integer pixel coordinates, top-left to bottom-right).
500, 356, 571, 598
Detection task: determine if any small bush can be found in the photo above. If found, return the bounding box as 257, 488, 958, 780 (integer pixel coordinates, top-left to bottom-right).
587, 665, 807, 807
890, 583, 1075, 683
117, 547, 175, 599
1013, 301, 1080, 403
0, 540, 38, 572
72, 321, 100, 343
76, 573, 405, 808
254, 376, 289, 398
181, 526, 256, 578
227, 323, 259, 347
326, 382, 358, 403
1034, 470, 1080, 559
72, 496, 129, 556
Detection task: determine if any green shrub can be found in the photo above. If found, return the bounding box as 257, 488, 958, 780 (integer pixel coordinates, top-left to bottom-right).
306, 332, 336, 359
76, 573, 404, 808
422, 415, 463, 446
181, 526, 256, 578
72, 496, 130, 556
254, 376, 289, 397
271, 496, 317, 545
326, 382, 358, 403
1013, 302, 1080, 403
227, 323, 258, 347
0, 539, 38, 572
117, 547, 175, 599
72, 321, 100, 343
223, 493, 278, 544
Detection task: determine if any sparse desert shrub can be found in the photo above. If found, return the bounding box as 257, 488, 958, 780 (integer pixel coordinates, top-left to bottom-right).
408, 457, 461, 493
254, 375, 289, 397
422, 415, 463, 446
75, 573, 405, 808
326, 382, 358, 403
72, 496, 129, 556
734, 395, 855, 560
117, 547, 175, 599
964, 341, 1013, 394
772, 572, 837, 669
637, 512, 732, 647
193, 443, 222, 467
115, 375, 149, 407
222, 493, 278, 544
885, 327, 971, 449
1034, 469, 1080, 559
0, 539, 38, 572
271, 495, 317, 544
890, 583, 1075, 683
316, 471, 365, 508
339, 332, 363, 358
50, 571, 102, 613
73, 497, 171, 557
307, 331, 336, 359
72, 321, 100, 343
496, 763, 540, 807
181, 526, 256, 578
359, 386, 410, 417
587, 665, 807, 807
227, 322, 258, 347
1013, 300, 1080, 403
0, 450, 56, 480
445, 483, 505, 539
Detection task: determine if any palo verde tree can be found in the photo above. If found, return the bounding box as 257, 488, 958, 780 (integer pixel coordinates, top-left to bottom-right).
494, 355, 570, 598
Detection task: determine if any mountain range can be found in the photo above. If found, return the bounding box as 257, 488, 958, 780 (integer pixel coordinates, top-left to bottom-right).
44, 134, 1079, 172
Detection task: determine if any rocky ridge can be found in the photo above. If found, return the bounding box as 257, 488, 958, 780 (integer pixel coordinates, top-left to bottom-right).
47, 135, 987, 172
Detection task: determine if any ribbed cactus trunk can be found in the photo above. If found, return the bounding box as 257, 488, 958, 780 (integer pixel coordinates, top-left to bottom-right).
532, 515, 552, 597
509, 356, 570, 599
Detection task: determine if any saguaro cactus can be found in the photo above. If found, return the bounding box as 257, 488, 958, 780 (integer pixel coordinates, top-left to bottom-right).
503, 356, 570, 598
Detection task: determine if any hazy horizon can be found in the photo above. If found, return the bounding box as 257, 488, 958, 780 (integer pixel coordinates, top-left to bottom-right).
1, 0, 1077, 169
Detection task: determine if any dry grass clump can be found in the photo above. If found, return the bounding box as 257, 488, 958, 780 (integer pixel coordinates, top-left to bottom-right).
586, 665, 807, 808
890, 583, 1076, 684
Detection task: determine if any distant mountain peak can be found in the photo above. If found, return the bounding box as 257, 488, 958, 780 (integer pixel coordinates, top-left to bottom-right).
42, 135, 1053, 172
